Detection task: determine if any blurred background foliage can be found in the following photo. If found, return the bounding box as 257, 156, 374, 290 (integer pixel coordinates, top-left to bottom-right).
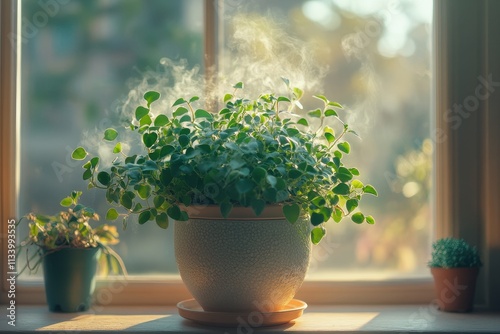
19, 0, 432, 279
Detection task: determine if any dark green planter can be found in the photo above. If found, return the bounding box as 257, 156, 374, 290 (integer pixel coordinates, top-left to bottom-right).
42, 247, 101, 312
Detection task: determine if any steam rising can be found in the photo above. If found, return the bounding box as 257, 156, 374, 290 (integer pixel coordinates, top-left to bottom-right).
81, 13, 331, 161
121, 13, 328, 118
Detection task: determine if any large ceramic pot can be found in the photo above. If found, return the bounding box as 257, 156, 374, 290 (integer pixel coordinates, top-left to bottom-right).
43, 247, 101, 312
430, 267, 480, 312
175, 205, 311, 312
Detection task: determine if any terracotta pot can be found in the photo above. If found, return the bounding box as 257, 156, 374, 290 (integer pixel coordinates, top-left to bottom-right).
43, 247, 101, 312
174, 205, 311, 312
430, 267, 479, 312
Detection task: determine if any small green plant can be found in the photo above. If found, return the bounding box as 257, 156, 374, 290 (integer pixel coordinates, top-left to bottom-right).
428, 237, 482, 268
17, 191, 127, 276
73, 79, 377, 244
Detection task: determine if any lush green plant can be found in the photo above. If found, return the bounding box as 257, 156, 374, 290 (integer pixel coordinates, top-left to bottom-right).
73, 79, 377, 244
428, 238, 482, 268
17, 191, 127, 276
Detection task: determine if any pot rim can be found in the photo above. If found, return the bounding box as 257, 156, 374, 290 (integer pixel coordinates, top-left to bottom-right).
429, 266, 481, 271
179, 204, 289, 220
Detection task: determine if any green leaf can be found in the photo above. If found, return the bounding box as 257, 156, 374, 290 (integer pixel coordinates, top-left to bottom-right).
138, 211, 151, 224
332, 207, 343, 222
113, 142, 122, 154
263, 188, 277, 202
351, 180, 364, 189
195, 109, 213, 119
251, 167, 267, 182
337, 167, 353, 182
72, 147, 88, 160
144, 91, 160, 107
160, 145, 175, 157
167, 205, 182, 220
277, 96, 291, 102
283, 203, 300, 224
135, 106, 149, 121
348, 129, 360, 138
338, 142, 351, 154
363, 185, 378, 196
233, 82, 244, 89
143, 132, 158, 148
311, 196, 326, 207
153, 196, 165, 209
223, 93, 233, 103
97, 171, 111, 186
266, 175, 277, 187
156, 213, 169, 229
346, 199, 358, 213
319, 207, 333, 221
366, 215, 375, 224
330, 195, 339, 206
350, 168, 360, 176
324, 132, 335, 143
83, 169, 92, 180
328, 101, 343, 108
220, 201, 233, 218
311, 226, 326, 245
313, 94, 329, 103
311, 212, 324, 226
154, 114, 169, 126
308, 108, 322, 118
179, 115, 191, 123
352, 212, 365, 224
324, 109, 338, 117
132, 203, 143, 213
332, 183, 350, 195
136, 184, 151, 200
178, 134, 190, 147
235, 179, 254, 194
288, 169, 302, 179
251, 199, 266, 216
173, 106, 188, 117
139, 114, 152, 126
106, 208, 119, 221
60, 197, 73, 207
104, 128, 118, 141
90, 157, 99, 168
293, 87, 304, 100
297, 118, 309, 126
172, 98, 187, 107
120, 193, 133, 210
189, 96, 199, 103
281, 77, 290, 86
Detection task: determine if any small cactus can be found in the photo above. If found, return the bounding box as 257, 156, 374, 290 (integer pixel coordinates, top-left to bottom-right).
428, 237, 482, 268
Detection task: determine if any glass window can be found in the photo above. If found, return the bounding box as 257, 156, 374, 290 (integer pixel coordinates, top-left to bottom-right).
18, 0, 203, 276
18, 0, 433, 280
219, 0, 433, 279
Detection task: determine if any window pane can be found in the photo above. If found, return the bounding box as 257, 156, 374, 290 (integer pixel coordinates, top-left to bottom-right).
220, 0, 433, 279
18, 0, 203, 276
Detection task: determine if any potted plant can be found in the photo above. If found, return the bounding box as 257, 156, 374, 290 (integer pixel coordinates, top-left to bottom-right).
17, 191, 126, 312
428, 237, 482, 312
72, 79, 377, 314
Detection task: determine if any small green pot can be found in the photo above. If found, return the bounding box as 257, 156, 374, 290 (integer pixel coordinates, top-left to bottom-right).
42, 247, 101, 312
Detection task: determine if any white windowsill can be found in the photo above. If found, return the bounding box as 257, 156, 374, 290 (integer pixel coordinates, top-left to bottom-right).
1, 305, 499, 333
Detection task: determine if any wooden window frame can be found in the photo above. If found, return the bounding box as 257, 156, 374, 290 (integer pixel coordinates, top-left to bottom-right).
1, 0, 499, 309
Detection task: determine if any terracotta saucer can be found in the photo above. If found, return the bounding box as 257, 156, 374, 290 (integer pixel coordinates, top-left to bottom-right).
177, 299, 307, 327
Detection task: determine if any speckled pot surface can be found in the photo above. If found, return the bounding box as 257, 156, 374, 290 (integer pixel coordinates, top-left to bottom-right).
174, 205, 311, 312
